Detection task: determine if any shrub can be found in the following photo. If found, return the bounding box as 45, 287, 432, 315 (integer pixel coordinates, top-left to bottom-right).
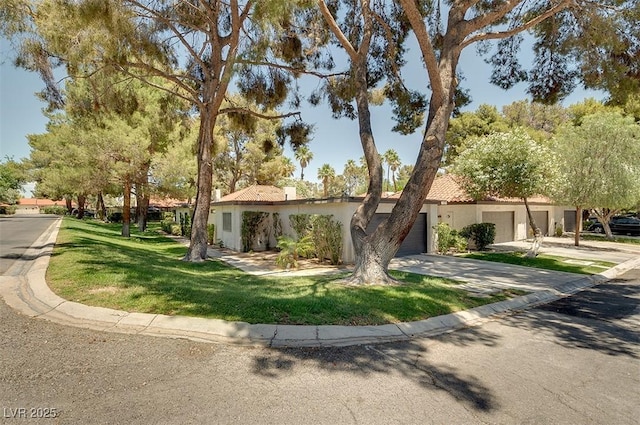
0, 205, 16, 215
289, 214, 313, 239
554, 224, 563, 237
460, 223, 496, 251
207, 224, 216, 245
40, 206, 67, 215
275, 235, 315, 269
434, 222, 467, 254
179, 213, 191, 237
241, 211, 269, 252
311, 214, 343, 265
108, 212, 123, 223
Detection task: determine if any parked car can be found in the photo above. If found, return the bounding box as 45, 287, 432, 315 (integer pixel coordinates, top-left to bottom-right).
588, 216, 640, 235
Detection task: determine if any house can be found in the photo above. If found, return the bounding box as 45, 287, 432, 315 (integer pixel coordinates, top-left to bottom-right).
210, 176, 574, 263
14, 198, 74, 215
425, 174, 572, 242
210, 185, 439, 263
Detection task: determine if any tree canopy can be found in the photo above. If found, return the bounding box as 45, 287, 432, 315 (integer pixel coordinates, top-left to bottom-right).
552, 111, 640, 239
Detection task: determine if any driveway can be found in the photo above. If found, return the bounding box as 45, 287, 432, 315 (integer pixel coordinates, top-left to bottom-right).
391, 254, 583, 293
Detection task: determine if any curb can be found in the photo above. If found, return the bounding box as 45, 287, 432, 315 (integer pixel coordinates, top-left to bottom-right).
2, 218, 639, 348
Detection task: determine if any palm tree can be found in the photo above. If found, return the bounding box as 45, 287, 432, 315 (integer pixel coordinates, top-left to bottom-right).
383, 149, 401, 191
294, 146, 313, 181
317, 163, 335, 198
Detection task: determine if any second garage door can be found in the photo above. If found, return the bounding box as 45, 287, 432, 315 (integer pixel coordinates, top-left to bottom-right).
481, 211, 514, 243
366, 213, 427, 256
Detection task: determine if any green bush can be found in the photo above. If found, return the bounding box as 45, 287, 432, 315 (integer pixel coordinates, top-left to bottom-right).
0, 205, 16, 215
40, 206, 67, 215
434, 222, 467, 254
161, 218, 182, 236
554, 224, 563, 237
275, 235, 315, 269
108, 212, 123, 223
289, 214, 313, 239
311, 215, 343, 265
460, 223, 496, 251
207, 224, 216, 245
241, 211, 269, 252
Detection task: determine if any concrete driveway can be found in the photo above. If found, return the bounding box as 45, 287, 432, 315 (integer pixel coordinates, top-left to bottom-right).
391, 254, 582, 294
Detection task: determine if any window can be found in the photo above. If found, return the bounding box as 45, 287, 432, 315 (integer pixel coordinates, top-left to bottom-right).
222, 212, 232, 232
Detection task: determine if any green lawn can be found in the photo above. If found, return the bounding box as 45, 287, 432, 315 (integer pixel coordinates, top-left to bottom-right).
579, 233, 640, 245
461, 251, 615, 275
46, 218, 517, 326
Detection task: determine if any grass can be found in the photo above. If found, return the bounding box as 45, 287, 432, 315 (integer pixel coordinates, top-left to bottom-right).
579, 233, 640, 245
461, 251, 615, 275
46, 218, 518, 326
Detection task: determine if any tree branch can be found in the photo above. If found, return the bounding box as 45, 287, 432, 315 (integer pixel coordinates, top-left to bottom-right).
317, 0, 357, 60
460, 0, 573, 50
218, 107, 301, 121
398, 0, 445, 104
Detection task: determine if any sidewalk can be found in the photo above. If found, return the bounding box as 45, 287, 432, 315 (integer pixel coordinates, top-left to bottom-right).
2, 219, 639, 348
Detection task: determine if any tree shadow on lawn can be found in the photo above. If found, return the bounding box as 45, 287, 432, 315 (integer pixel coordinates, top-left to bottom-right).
252, 333, 502, 412
51, 233, 494, 325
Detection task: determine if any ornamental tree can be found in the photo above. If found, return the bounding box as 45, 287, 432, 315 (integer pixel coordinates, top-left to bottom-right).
552, 111, 640, 241
452, 130, 557, 256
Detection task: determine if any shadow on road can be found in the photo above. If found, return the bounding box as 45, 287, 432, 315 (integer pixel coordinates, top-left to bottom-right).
252, 328, 503, 412
503, 280, 639, 359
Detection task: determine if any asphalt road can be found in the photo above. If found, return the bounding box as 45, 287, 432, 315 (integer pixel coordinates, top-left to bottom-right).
0, 215, 59, 275
1, 217, 638, 424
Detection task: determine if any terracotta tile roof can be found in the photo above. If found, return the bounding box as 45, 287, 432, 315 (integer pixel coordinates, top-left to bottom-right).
17, 198, 73, 207
372, 174, 552, 204
425, 174, 474, 203
149, 198, 190, 208
217, 185, 286, 203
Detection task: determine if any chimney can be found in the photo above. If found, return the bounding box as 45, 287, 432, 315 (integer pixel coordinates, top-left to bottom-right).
283, 186, 296, 201
213, 189, 221, 202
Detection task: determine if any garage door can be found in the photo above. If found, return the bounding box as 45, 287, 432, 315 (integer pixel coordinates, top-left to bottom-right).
564, 210, 576, 232
366, 213, 427, 256
481, 211, 514, 243
527, 211, 549, 236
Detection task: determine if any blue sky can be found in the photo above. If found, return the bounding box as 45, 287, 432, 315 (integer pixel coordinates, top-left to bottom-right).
1, 36, 602, 185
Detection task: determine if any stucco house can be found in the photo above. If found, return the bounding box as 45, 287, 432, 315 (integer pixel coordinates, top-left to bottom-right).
210, 185, 439, 263
424, 174, 572, 243
210, 175, 574, 263
14, 198, 74, 215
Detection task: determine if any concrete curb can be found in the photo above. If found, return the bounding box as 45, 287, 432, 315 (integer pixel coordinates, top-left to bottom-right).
2, 218, 639, 348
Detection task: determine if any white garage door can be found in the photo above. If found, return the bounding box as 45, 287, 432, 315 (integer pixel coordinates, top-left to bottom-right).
482, 211, 514, 243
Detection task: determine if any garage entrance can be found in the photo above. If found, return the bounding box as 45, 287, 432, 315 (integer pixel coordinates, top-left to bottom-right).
366, 213, 427, 256
481, 211, 514, 243
564, 210, 576, 233
527, 211, 549, 236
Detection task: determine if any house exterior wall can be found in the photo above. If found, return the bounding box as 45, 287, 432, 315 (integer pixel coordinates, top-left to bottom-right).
437, 203, 572, 242
211, 200, 439, 263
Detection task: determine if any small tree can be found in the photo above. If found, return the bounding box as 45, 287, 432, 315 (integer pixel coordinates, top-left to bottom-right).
452, 130, 557, 257
553, 111, 640, 241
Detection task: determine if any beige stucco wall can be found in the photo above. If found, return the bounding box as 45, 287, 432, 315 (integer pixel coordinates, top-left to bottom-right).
437, 203, 574, 241
210, 200, 439, 263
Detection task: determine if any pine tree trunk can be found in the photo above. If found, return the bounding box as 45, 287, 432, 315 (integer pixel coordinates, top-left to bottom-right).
76, 194, 86, 219
96, 192, 107, 221
183, 108, 215, 262
122, 179, 131, 238
136, 172, 150, 232
346, 33, 459, 284
574, 206, 582, 247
